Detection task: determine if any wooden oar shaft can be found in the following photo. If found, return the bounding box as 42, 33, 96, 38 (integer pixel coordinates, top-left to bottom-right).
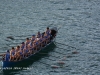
55, 42, 68, 46
56, 46, 67, 50
0, 53, 5, 56
55, 42, 76, 49
15, 34, 32, 37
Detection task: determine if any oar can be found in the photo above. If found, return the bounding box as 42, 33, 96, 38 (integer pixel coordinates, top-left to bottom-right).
55, 42, 68, 46
57, 25, 63, 30
53, 50, 67, 56
14, 34, 32, 37
55, 42, 76, 49
0, 52, 6, 56
0, 53, 5, 56
13, 27, 45, 38
44, 57, 56, 61
56, 46, 68, 50
12, 25, 61, 38
39, 51, 68, 61
28, 55, 64, 67
38, 52, 49, 55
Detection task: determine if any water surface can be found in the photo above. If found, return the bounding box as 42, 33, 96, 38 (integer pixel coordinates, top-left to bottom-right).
0, 0, 100, 75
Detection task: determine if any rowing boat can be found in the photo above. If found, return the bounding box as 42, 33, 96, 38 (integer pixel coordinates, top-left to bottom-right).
1, 27, 58, 69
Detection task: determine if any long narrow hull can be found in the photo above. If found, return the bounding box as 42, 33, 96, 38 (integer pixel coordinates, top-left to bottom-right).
2, 40, 55, 68
2, 27, 58, 69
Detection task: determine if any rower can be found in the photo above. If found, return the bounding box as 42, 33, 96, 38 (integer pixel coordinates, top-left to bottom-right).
23, 45, 30, 57
39, 35, 43, 48
20, 42, 25, 50
25, 38, 30, 46
27, 44, 33, 55
43, 32, 49, 44
32, 40, 38, 51
41, 33, 46, 47
31, 35, 36, 42
10, 47, 15, 61
35, 36, 41, 50
14, 46, 21, 61
18, 48, 24, 60
28, 41, 33, 49
46, 27, 51, 36
36, 31, 41, 38
31, 40, 37, 53
5, 50, 10, 61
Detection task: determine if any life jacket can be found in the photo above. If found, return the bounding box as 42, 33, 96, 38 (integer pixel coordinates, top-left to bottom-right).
37, 34, 41, 38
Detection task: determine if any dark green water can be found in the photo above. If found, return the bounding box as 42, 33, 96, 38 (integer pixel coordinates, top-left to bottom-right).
0, 0, 100, 75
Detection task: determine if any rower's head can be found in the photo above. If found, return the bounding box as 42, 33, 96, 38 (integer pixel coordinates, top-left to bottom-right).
38, 31, 40, 34
16, 46, 20, 49
12, 47, 15, 50
7, 50, 9, 53
21, 42, 25, 44
26, 38, 29, 41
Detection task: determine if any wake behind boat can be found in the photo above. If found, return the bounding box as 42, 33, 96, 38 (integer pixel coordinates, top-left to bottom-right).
1, 27, 58, 69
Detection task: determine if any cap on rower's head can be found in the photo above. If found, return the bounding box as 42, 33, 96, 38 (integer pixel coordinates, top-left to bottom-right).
21, 42, 24, 44
32, 34, 35, 36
